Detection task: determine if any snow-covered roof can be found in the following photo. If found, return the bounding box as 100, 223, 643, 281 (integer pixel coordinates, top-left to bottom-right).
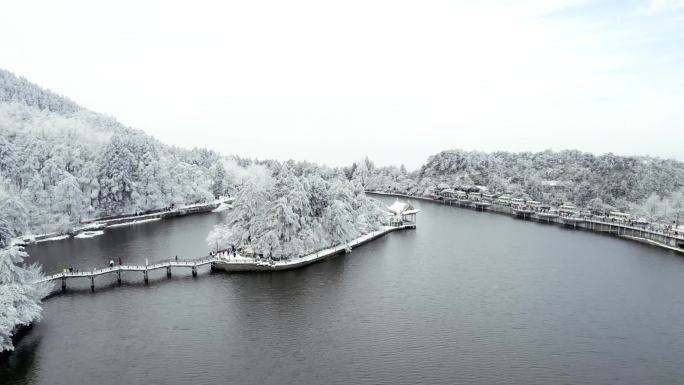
609, 211, 630, 217
387, 200, 418, 215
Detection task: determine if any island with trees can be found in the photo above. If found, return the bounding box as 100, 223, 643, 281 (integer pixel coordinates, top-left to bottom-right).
206, 161, 402, 270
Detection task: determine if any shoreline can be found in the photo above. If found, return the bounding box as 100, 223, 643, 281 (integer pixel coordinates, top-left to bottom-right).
213, 225, 415, 272
17, 199, 233, 245
0, 324, 33, 361
368, 191, 684, 255
33, 225, 416, 287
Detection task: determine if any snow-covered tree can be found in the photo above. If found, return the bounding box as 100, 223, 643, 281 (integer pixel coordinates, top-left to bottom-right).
207, 162, 386, 260
351, 157, 372, 188
0, 245, 50, 352
1, 68, 242, 235
0, 183, 27, 238
54, 174, 84, 217
0, 186, 50, 352
207, 165, 273, 251
211, 162, 227, 198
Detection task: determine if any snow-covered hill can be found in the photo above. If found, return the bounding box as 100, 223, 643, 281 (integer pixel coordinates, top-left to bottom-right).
357, 150, 684, 222
0, 69, 234, 235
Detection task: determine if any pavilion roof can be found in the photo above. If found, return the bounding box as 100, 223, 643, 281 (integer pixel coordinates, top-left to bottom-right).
388, 200, 418, 215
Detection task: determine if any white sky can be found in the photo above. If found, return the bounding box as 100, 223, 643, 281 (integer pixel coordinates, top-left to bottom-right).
1, 0, 683, 169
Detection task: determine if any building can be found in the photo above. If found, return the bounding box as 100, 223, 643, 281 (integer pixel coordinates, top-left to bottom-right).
468, 192, 482, 201
496, 195, 511, 206
609, 211, 631, 223
559, 203, 578, 216
510, 197, 525, 208
441, 188, 457, 200
388, 200, 420, 226
482, 193, 495, 202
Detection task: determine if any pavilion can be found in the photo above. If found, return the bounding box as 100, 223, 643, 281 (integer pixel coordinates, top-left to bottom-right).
387, 200, 420, 226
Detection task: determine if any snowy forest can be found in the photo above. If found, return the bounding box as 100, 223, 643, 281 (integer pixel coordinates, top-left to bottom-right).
207, 161, 387, 260
0, 193, 49, 352
0, 69, 238, 236
356, 150, 684, 223
0, 69, 239, 352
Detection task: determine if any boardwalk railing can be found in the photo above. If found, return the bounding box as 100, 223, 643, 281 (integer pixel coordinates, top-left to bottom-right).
37, 255, 225, 292
39, 224, 419, 292
367, 191, 684, 253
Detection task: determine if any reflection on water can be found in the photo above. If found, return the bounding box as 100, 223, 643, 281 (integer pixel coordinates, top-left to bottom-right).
0, 327, 41, 385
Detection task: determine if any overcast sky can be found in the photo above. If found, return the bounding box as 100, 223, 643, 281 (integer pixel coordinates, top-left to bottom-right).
1, 0, 682, 169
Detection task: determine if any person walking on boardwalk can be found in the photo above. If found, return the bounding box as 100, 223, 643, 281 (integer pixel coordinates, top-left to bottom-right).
118, 257, 122, 265
175, 255, 178, 261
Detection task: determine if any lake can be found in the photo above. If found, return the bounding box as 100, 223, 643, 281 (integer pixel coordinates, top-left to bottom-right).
2, 196, 684, 384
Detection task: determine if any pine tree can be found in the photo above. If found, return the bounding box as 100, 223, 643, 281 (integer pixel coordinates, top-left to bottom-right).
0, 191, 50, 352
54, 174, 84, 217
0, 245, 50, 352
211, 162, 227, 199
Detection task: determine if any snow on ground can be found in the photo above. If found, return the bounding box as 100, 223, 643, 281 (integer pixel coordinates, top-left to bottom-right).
74, 230, 105, 239
216, 226, 397, 268
80, 222, 106, 230
179, 200, 224, 210
36, 234, 71, 243
107, 218, 161, 228
272, 226, 399, 267
215, 251, 274, 267
212, 203, 232, 213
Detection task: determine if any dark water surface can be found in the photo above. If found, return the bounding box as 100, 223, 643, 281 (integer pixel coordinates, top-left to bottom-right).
2, 197, 684, 385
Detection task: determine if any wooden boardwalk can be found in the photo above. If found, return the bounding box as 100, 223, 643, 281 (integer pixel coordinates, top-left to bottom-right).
368, 191, 684, 254
36, 225, 418, 292
37, 256, 223, 291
